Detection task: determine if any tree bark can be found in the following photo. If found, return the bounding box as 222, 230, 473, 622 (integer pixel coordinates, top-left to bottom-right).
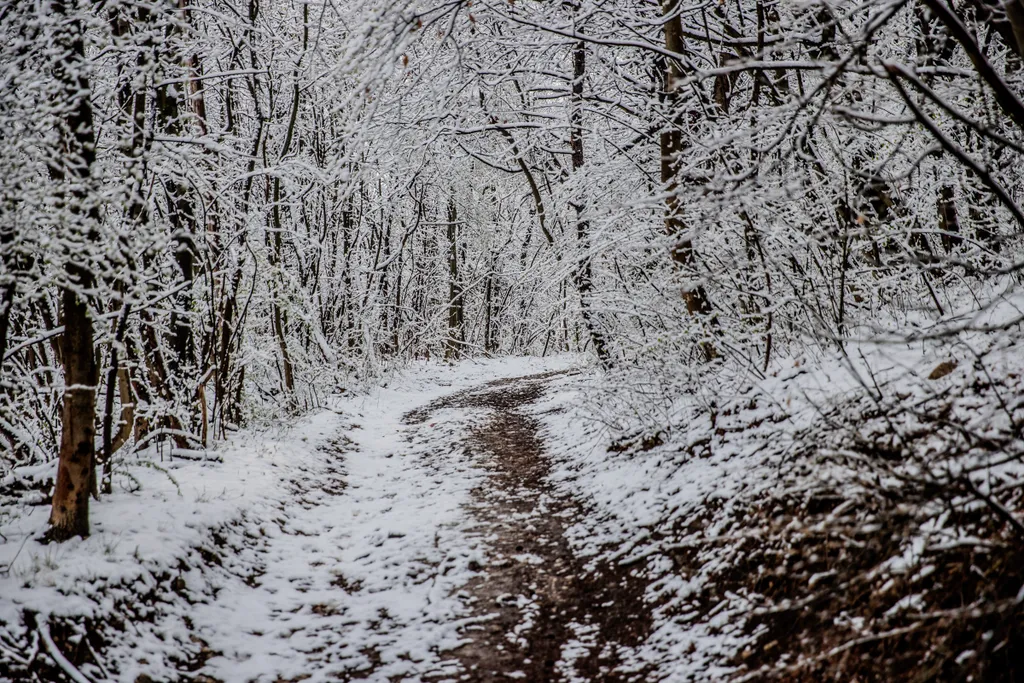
937, 185, 962, 253
151, 0, 199, 373
446, 197, 466, 359
100, 304, 131, 494
47, 0, 100, 541
263, 5, 307, 404
661, 0, 716, 360
0, 230, 16, 372
569, 39, 612, 367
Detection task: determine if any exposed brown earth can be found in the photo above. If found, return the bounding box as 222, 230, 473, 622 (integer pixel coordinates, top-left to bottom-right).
406, 372, 654, 682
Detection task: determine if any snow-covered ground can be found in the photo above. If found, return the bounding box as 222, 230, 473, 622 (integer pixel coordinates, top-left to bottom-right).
3, 333, 1022, 682
0, 356, 581, 682
527, 300, 1024, 680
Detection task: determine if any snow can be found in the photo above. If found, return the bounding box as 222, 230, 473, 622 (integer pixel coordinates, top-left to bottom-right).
4, 0, 1023, 679
0, 355, 581, 682
3, 322, 1023, 681
517, 297, 1024, 680
528, 373, 758, 680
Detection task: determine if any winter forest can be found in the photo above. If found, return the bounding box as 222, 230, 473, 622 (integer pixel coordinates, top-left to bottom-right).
2, 0, 1024, 680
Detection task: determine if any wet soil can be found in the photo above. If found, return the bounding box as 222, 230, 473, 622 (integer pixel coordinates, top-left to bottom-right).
406, 372, 654, 683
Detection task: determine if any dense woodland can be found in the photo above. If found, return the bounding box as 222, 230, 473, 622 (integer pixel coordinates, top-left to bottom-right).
2, 0, 1024, 680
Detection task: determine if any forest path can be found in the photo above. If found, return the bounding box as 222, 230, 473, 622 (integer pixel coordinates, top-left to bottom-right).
180, 361, 654, 683
0, 357, 712, 683
403, 371, 653, 682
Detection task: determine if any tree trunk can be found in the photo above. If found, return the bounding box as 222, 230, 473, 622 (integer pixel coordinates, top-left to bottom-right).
483, 259, 494, 355
937, 185, 962, 253
569, 39, 611, 367
48, 0, 100, 541
661, 0, 716, 360
269, 176, 296, 402
100, 304, 131, 494
0, 231, 16, 372
446, 197, 465, 359
154, 6, 197, 372
264, 11, 306, 404
393, 229, 404, 353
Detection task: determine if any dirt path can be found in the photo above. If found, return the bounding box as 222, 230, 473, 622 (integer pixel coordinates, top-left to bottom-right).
406, 372, 654, 682
0, 362, 658, 683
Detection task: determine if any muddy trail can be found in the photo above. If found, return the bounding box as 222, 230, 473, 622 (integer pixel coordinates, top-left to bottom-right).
405, 372, 654, 683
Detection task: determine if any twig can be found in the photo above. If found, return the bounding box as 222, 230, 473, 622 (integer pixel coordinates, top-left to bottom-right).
962, 477, 1024, 540
919, 0, 1024, 130
0, 628, 38, 667
735, 623, 922, 681
38, 622, 94, 683
0, 531, 34, 576
885, 64, 1024, 231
